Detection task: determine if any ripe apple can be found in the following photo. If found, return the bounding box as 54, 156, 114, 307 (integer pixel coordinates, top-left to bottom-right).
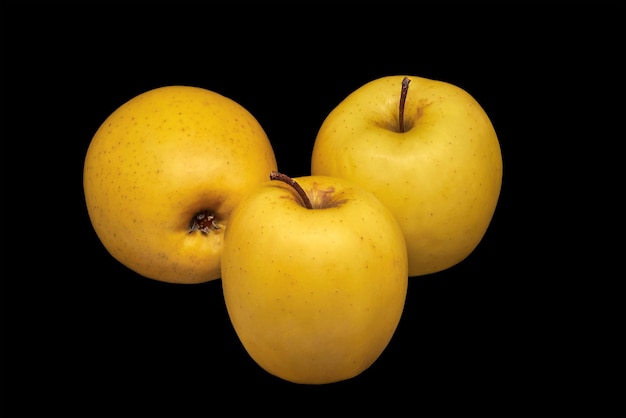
311, 75, 503, 277
221, 172, 408, 384
83, 85, 277, 284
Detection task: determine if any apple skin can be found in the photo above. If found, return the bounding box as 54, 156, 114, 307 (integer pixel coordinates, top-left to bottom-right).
83, 85, 277, 284
221, 175, 408, 384
311, 75, 503, 277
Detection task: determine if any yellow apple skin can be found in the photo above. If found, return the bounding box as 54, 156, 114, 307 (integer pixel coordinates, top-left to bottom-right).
311, 75, 503, 277
83, 85, 277, 284
221, 175, 408, 384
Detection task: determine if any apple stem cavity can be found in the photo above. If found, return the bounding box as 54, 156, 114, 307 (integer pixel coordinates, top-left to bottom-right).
270, 171, 313, 209
399, 76, 411, 133
188, 210, 221, 234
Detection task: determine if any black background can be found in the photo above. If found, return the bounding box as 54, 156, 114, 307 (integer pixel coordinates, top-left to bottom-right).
2, 2, 625, 417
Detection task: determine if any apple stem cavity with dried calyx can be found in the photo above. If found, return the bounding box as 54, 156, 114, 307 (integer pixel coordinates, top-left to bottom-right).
270, 171, 313, 209
398, 76, 411, 133
188, 210, 221, 234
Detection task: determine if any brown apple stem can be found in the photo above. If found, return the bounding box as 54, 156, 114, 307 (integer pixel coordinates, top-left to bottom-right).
399, 76, 411, 133
270, 171, 313, 209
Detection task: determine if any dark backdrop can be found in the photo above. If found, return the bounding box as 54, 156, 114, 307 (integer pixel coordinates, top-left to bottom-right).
3, 2, 624, 417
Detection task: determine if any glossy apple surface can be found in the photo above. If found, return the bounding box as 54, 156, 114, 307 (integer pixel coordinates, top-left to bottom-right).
312, 75, 503, 276
83, 85, 277, 283
221, 174, 408, 384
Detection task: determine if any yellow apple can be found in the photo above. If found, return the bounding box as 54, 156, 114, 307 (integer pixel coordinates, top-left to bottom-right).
311, 75, 503, 277
221, 172, 408, 384
83, 85, 277, 284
